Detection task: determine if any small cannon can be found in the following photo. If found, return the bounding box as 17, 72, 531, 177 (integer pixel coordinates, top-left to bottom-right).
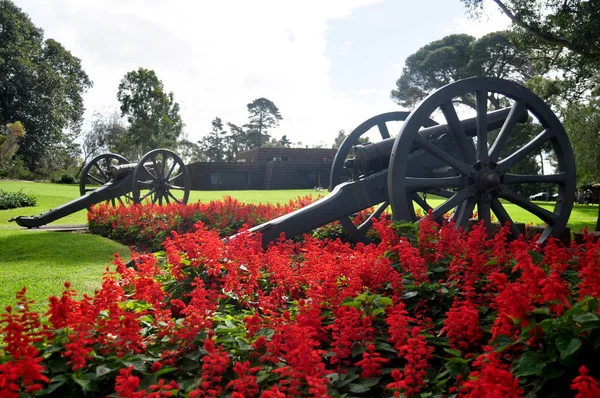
10, 148, 190, 228
246, 77, 576, 247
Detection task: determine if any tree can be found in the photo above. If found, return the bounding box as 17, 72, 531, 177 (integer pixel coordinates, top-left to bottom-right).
117, 68, 184, 159
461, 0, 600, 100
224, 123, 247, 161
81, 111, 131, 163
332, 130, 347, 149
177, 138, 205, 163
0, 1, 92, 170
0, 121, 25, 164
198, 117, 227, 162
279, 135, 291, 147
391, 32, 532, 109
562, 100, 600, 230
245, 98, 283, 148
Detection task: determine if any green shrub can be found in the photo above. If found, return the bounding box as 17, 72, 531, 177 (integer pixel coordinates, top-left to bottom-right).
0, 155, 34, 180
60, 173, 75, 184
0, 189, 37, 210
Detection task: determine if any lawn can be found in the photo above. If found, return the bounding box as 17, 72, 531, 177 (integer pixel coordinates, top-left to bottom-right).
1, 180, 598, 313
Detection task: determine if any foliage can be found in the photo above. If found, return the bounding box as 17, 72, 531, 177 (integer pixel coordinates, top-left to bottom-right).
0, 121, 25, 163
88, 195, 318, 252
81, 111, 131, 164
0, 1, 92, 170
198, 117, 227, 162
391, 32, 532, 108
3, 214, 600, 396
0, 155, 34, 180
117, 68, 184, 160
0, 189, 36, 209
59, 174, 75, 184
245, 98, 283, 149
562, 99, 600, 187
463, 0, 600, 98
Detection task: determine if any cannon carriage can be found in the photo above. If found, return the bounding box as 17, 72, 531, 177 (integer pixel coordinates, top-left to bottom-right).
10, 148, 191, 228
247, 77, 575, 247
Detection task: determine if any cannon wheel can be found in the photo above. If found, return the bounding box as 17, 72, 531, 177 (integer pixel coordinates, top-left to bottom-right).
388, 77, 576, 243
132, 149, 190, 205
329, 112, 438, 242
79, 153, 132, 208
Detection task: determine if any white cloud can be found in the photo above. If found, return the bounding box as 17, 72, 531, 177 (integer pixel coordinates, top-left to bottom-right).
447, 0, 511, 38
18, 0, 387, 149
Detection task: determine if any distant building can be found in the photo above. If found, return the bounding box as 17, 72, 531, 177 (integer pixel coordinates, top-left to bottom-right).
186, 147, 339, 190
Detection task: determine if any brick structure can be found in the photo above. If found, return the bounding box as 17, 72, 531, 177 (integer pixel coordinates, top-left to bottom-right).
187, 147, 339, 190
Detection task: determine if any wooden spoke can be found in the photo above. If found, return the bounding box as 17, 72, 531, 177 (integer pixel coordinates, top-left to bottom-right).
440, 101, 476, 163
497, 128, 554, 173
475, 90, 489, 162
489, 100, 526, 162
499, 187, 557, 225
503, 173, 567, 185
377, 122, 391, 139
405, 176, 467, 191
491, 198, 521, 238
414, 135, 475, 175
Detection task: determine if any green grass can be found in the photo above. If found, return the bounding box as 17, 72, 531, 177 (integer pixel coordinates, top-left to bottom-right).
0, 181, 598, 313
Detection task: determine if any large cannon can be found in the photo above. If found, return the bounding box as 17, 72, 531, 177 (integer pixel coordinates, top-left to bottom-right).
10, 148, 190, 228
246, 77, 575, 247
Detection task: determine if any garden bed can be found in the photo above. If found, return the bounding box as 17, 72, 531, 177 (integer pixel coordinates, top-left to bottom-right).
2, 202, 600, 397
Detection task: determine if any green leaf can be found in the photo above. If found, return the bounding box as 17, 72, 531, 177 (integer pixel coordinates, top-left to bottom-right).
95, 365, 112, 378
348, 383, 371, 393
532, 307, 550, 316
402, 291, 418, 299
445, 357, 469, 377
359, 377, 381, 388
444, 348, 462, 357
574, 313, 599, 323
557, 337, 582, 359
512, 351, 547, 377
181, 357, 200, 371
71, 373, 99, 392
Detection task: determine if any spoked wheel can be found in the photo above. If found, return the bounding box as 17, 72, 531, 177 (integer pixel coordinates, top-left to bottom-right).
388, 77, 576, 243
330, 112, 438, 242
132, 149, 190, 205
79, 153, 132, 208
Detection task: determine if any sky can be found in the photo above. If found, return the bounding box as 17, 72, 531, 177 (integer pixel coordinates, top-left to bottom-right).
18, 0, 510, 148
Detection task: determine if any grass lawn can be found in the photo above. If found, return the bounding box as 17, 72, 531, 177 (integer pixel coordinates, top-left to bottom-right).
1, 180, 598, 313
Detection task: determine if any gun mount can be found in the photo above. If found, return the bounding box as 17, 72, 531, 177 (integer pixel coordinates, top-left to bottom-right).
243, 77, 575, 247
10, 148, 190, 228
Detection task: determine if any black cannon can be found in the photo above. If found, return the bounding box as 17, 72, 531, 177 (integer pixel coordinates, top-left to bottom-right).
10, 148, 190, 228
245, 77, 576, 247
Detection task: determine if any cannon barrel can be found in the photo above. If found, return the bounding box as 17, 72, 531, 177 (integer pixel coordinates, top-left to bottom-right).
110, 162, 154, 180
352, 106, 528, 175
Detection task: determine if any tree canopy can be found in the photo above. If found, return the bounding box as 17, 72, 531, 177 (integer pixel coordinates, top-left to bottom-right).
0, 0, 92, 170
391, 32, 532, 108
461, 0, 600, 100
245, 98, 283, 148
117, 68, 183, 159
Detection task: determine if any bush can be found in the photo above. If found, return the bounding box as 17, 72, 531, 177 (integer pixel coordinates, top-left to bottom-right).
60, 173, 75, 184
0, 189, 37, 209
0, 155, 34, 180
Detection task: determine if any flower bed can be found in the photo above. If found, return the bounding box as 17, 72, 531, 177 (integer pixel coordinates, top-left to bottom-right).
2, 213, 600, 397
88, 196, 320, 251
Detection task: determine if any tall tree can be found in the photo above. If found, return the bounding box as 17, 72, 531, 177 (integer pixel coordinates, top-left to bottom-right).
245, 98, 283, 148
224, 122, 246, 161
461, 0, 600, 100
391, 32, 532, 109
0, 1, 92, 170
81, 111, 131, 162
332, 130, 347, 149
198, 117, 227, 162
117, 68, 183, 159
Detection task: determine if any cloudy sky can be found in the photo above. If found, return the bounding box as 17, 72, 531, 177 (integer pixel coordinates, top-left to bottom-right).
18, 0, 509, 147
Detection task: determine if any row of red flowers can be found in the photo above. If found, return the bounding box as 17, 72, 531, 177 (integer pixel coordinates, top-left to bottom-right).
2, 204, 600, 396
87, 196, 320, 251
